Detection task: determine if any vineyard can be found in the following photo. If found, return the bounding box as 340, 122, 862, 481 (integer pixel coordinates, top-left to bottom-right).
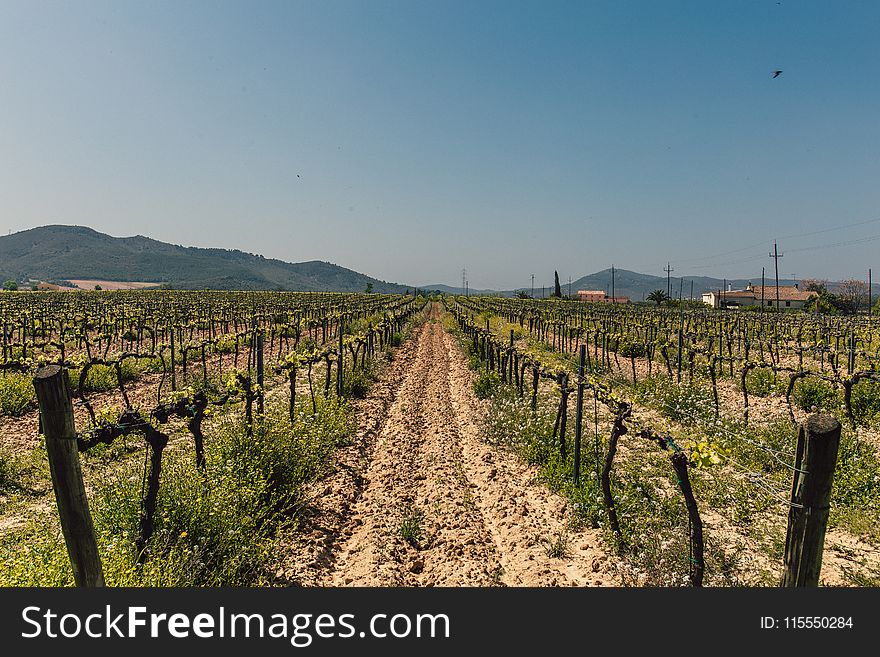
0, 291, 878, 586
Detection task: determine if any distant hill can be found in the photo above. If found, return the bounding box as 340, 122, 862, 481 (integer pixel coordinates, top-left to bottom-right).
417, 283, 501, 296
0, 225, 409, 292
566, 268, 799, 301
565, 268, 880, 301
429, 269, 868, 300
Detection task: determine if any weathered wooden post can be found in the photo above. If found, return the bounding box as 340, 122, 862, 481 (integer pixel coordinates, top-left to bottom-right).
781, 414, 841, 587
33, 365, 104, 587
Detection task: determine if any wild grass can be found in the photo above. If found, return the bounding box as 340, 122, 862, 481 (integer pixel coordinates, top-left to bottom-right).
0, 396, 353, 586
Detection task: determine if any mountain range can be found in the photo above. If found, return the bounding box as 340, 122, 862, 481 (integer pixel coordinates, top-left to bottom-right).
0, 226, 408, 293
1, 225, 875, 299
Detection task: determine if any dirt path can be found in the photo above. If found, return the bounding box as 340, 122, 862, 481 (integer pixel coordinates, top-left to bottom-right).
277, 304, 614, 587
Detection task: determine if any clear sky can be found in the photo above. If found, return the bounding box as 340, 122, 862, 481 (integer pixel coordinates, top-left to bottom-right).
1, 0, 878, 290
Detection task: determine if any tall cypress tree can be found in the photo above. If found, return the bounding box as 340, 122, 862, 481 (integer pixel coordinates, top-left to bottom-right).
553, 271, 562, 298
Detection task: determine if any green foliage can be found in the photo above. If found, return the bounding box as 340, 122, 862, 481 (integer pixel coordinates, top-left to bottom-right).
0, 447, 16, 492
3, 280, 18, 291
0, 397, 354, 586
69, 360, 142, 394
850, 379, 880, 427
0, 371, 34, 416
472, 371, 501, 400
544, 530, 570, 558
619, 341, 647, 359
829, 429, 880, 539
397, 506, 424, 547
792, 377, 838, 412
484, 386, 556, 465
636, 375, 715, 425
745, 367, 781, 398
343, 362, 377, 399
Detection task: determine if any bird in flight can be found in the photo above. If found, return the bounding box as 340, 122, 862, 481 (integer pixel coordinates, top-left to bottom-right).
772, 70, 783, 78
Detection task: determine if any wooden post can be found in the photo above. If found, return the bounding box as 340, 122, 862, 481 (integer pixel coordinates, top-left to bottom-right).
781, 414, 841, 587
573, 345, 585, 486
33, 365, 104, 587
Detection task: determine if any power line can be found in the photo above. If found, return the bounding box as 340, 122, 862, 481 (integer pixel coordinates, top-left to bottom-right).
657, 215, 880, 268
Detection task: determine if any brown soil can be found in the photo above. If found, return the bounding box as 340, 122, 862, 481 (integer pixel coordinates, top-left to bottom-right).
274, 304, 615, 587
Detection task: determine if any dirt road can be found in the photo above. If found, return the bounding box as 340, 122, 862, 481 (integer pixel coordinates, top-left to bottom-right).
278, 304, 614, 587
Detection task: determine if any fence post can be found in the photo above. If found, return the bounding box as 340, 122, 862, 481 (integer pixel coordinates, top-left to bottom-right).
781, 414, 841, 587
33, 365, 105, 587
573, 345, 585, 486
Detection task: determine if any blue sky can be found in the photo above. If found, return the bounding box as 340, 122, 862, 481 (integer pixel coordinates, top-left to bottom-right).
1, 1, 878, 289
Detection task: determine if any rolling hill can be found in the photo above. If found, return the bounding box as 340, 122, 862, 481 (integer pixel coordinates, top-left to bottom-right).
0, 225, 409, 293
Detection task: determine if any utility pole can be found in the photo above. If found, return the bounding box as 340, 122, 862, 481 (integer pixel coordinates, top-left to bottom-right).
869, 268, 873, 318
462, 268, 467, 297
770, 241, 783, 312
690, 279, 694, 302
664, 262, 674, 299
611, 265, 615, 302
568, 276, 572, 299
530, 273, 535, 299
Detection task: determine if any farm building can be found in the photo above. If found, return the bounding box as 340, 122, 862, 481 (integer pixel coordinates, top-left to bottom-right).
702, 282, 815, 310
576, 290, 630, 304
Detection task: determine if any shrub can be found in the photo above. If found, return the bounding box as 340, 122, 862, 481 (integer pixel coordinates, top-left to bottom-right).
619, 341, 647, 359
473, 371, 501, 400
70, 360, 142, 394
343, 365, 375, 399
792, 377, 838, 412
484, 387, 555, 465
850, 379, 880, 427
0, 448, 16, 492
636, 376, 715, 426
0, 371, 34, 416
745, 367, 778, 398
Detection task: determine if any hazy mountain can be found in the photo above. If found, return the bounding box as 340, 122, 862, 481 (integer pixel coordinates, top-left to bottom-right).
567, 268, 800, 301
0, 225, 409, 292
432, 269, 876, 300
